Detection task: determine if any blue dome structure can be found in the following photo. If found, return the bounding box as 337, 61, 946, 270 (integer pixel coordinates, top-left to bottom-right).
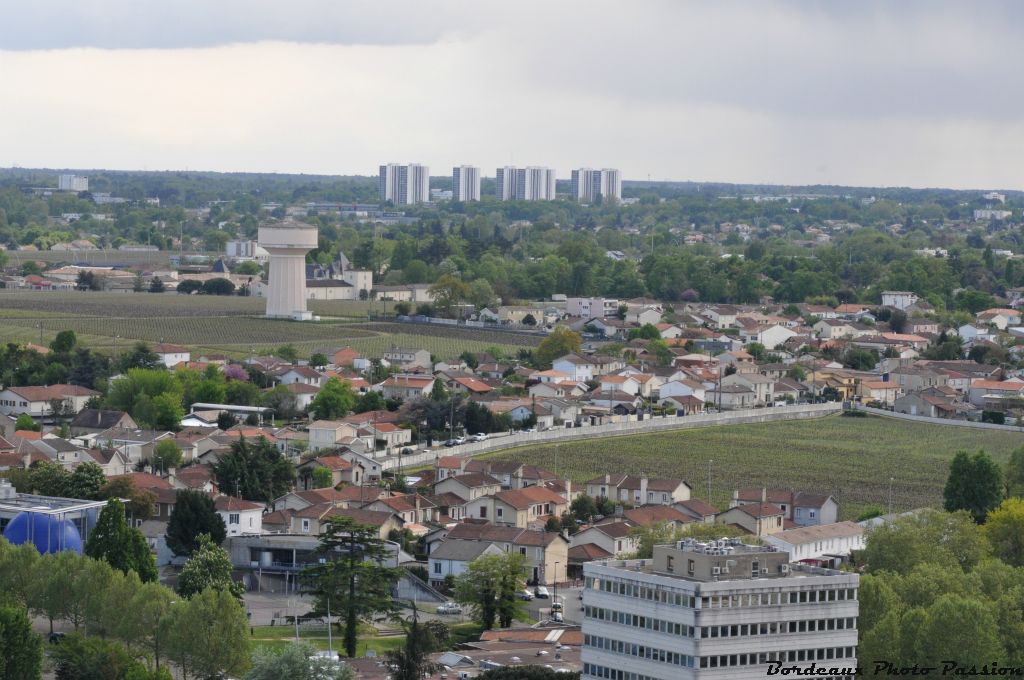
2, 512, 83, 555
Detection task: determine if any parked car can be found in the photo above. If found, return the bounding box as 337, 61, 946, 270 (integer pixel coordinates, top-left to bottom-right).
534, 586, 550, 599
453, 436, 467, 445
48, 632, 66, 644
469, 433, 488, 442
436, 602, 463, 615
517, 590, 534, 601
551, 612, 564, 623
550, 602, 563, 613
443, 439, 458, 447
400, 447, 414, 455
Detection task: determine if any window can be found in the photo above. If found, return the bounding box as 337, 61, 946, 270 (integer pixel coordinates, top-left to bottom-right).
479, 506, 487, 518
301, 519, 310, 533
229, 513, 240, 525
496, 508, 503, 518
688, 559, 695, 574
809, 510, 817, 519
519, 547, 526, 556
666, 556, 674, 572
433, 562, 441, 574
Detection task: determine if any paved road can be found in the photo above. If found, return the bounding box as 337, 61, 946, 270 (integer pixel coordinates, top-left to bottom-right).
528, 585, 583, 625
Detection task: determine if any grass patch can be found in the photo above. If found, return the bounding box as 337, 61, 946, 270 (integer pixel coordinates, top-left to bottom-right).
481, 414, 1024, 520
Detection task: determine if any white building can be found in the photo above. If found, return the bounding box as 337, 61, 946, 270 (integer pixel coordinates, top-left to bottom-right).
152, 343, 191, 368
763, 522, 865, 563
974, 209, 1013, 221
566, 297, 619, 319
582, 540, 859, 680
226, 240, 269, 262
58, 174, 89, 192
571, 168, 621, 204
259, 221, 319, 319
880, 291, 918, 310
379, 163, 429, 205
0, 384, 99, 418
452, 166, 481, 202
215, 496, 264, 537
496, 166, 556, 201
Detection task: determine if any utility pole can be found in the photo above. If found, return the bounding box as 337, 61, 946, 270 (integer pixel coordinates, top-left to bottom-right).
888, 477, 895, 516
326, 596, 333, 657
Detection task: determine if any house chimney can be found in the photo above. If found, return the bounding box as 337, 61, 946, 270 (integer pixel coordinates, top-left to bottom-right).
167, 467, 176, 484
640, 476, 649, 503
761, 487, 767, 503
604, 473, 610, 485
144, 464, 152, 475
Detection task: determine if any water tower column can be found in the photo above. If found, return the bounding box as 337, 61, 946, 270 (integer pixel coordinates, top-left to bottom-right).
258, 223, 319, 319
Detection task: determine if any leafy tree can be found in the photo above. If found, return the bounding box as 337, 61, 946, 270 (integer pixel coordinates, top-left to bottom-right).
534, 327, 582, 368
200, 277, 235, 295
917, 593, 1003, 666
165, 489, 227, 556
213, 435, 294, 504
785, 364, 806, 381
28, 460, 70, 496
521, 313, 537, 326
176, 279, 203, 295
0, 603, 42, 680
51, 633, 152, 680
246, 641, 354, 680
120, 581, 176, 673
454, 552, 528, 630
863, 508, 990, 574
85, 498, 158, 582
627, 323, 661, 341
428, 274, 472, 318
984, 498, 1024, 567
165, 587, 250, 680
15, 413, 40, 432
67, 461, 107, 500
309, 377, 356, 420
309, 352, 329, 369
430, 379, 448, 402
177, 534, 244, 599
148, 277, 165, 293
118, 342, 162, 371
312, 466, 334, 489
1005, 446, 1024, 497
944, 450, 1004, 523
302, 517, 401, 658
275, 344, 300, 363
262, 384, 299, 420
477, 669, 580, 680
387, 610, 441, 680
50, 330, 78, 353
150, 439, 183, 471
99, 477, 155, 521
355, 389, 386, 413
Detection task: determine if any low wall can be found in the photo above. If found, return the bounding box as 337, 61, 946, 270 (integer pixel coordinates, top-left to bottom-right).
382, 402, 841, 471
853, 404, 1024, 433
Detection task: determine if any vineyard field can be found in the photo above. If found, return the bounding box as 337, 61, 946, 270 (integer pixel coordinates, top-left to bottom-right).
482, 415, 1024, 520
0, 291, 536, 360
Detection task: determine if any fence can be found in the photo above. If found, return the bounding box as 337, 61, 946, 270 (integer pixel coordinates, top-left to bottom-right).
382, 402, 841, 471
851, 404, 1024, 433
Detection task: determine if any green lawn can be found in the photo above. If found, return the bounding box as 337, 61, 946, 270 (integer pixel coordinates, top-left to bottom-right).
482, 414, 1024, 520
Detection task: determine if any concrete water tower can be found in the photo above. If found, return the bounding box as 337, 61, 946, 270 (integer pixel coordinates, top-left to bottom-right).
258, 220, 318, 319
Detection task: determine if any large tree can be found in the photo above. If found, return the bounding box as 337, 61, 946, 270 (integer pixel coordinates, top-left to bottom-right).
98, 477, 156, 521
0, 603, 42, 680
165, 489, 227, 556
66, 461, 107, 500
84, 498, 158, 582
165, 587, 250, 680
386, 609, 441, 680
534, 327, 582, 368
863, 508, 990, 574
213, 435, 294, 504
302, 517, 401, 658
309, 377, 357, 420
247, 642, 354, 680
454, 552, 528, 630
177, 533, 244, 600
984, 498, 1024, 567
944, 450, 1004, 523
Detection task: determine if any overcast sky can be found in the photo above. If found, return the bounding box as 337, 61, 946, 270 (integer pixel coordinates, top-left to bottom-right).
1, 0, 1022, 189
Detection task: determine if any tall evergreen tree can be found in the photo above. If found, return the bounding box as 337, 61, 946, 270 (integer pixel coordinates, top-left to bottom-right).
165, 490, 227, 556
301, 517, 400, 657
944, 450, 1004, 523
212, 435, 294, 504
386, 608, 440, 680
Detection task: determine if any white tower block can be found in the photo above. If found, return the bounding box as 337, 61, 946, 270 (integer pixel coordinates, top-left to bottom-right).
258, 221, 319, 319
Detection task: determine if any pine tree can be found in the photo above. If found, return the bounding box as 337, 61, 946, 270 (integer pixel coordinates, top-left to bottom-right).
944, 450, 1004, 523
165, 490, 226, 556
85, 498, 158, 582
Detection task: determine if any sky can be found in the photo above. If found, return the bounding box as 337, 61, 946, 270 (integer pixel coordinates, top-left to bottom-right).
1, 0, 1022, 189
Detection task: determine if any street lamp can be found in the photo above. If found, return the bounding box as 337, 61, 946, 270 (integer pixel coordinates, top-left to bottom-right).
707, 460, 713, 502
553, 562, 559, 605
888, 477, 895, 516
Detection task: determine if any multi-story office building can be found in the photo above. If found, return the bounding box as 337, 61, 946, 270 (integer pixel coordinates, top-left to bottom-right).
452, 165, 481, 202
58, 174, 89, 192
571, 168, 621, 204
582, 538, 859, 680
496, 166, 556, 201
379, 163, 429, 205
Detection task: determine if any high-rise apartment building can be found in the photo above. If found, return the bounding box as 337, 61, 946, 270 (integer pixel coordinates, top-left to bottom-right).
496, 166, 556, 201
58, 174, 89, 192
582, 538, 859, 680
452, 165, 481, 202
379, 163, 429, 205
571, 168, 621, 204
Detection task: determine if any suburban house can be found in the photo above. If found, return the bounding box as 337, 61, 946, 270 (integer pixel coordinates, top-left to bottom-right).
570, 520, 638, 558
672, 499, 719, 523
763, 521, 865, 565
894, 390, 980, 420
427, 541, 505, 586
551, 354, 600, 382
215, 495, 264, 537
380, 375, 435, 400
584, 474, 691, 505
881, 291, 919, 310
152, 343, 191, 368
295, 454, 361, 489
307, 420, 359, 451
360, 493, 437, 527
69, 409, 137, 435
427, 522, 569, 586
273, 365, 324, 387
382, 347, 432, 369
434, 473, 503, 502
715, 502, 787, 537
290, 505, 402, 540
729, 489, 838, 527
705, 384, 757, 409
463, 486, 569, 528
0, 384, 100, 418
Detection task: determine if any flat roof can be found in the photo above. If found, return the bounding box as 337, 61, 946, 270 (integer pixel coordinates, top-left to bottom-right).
0, 492, 108, 516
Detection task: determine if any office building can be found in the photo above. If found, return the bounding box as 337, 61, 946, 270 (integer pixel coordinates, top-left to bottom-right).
452, 165, 481, 202
58, 174, 89, 192
571, 168, 621, 204
379, 163, 430, 205
496, 166, 556, 201
582, 538, 859, 680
